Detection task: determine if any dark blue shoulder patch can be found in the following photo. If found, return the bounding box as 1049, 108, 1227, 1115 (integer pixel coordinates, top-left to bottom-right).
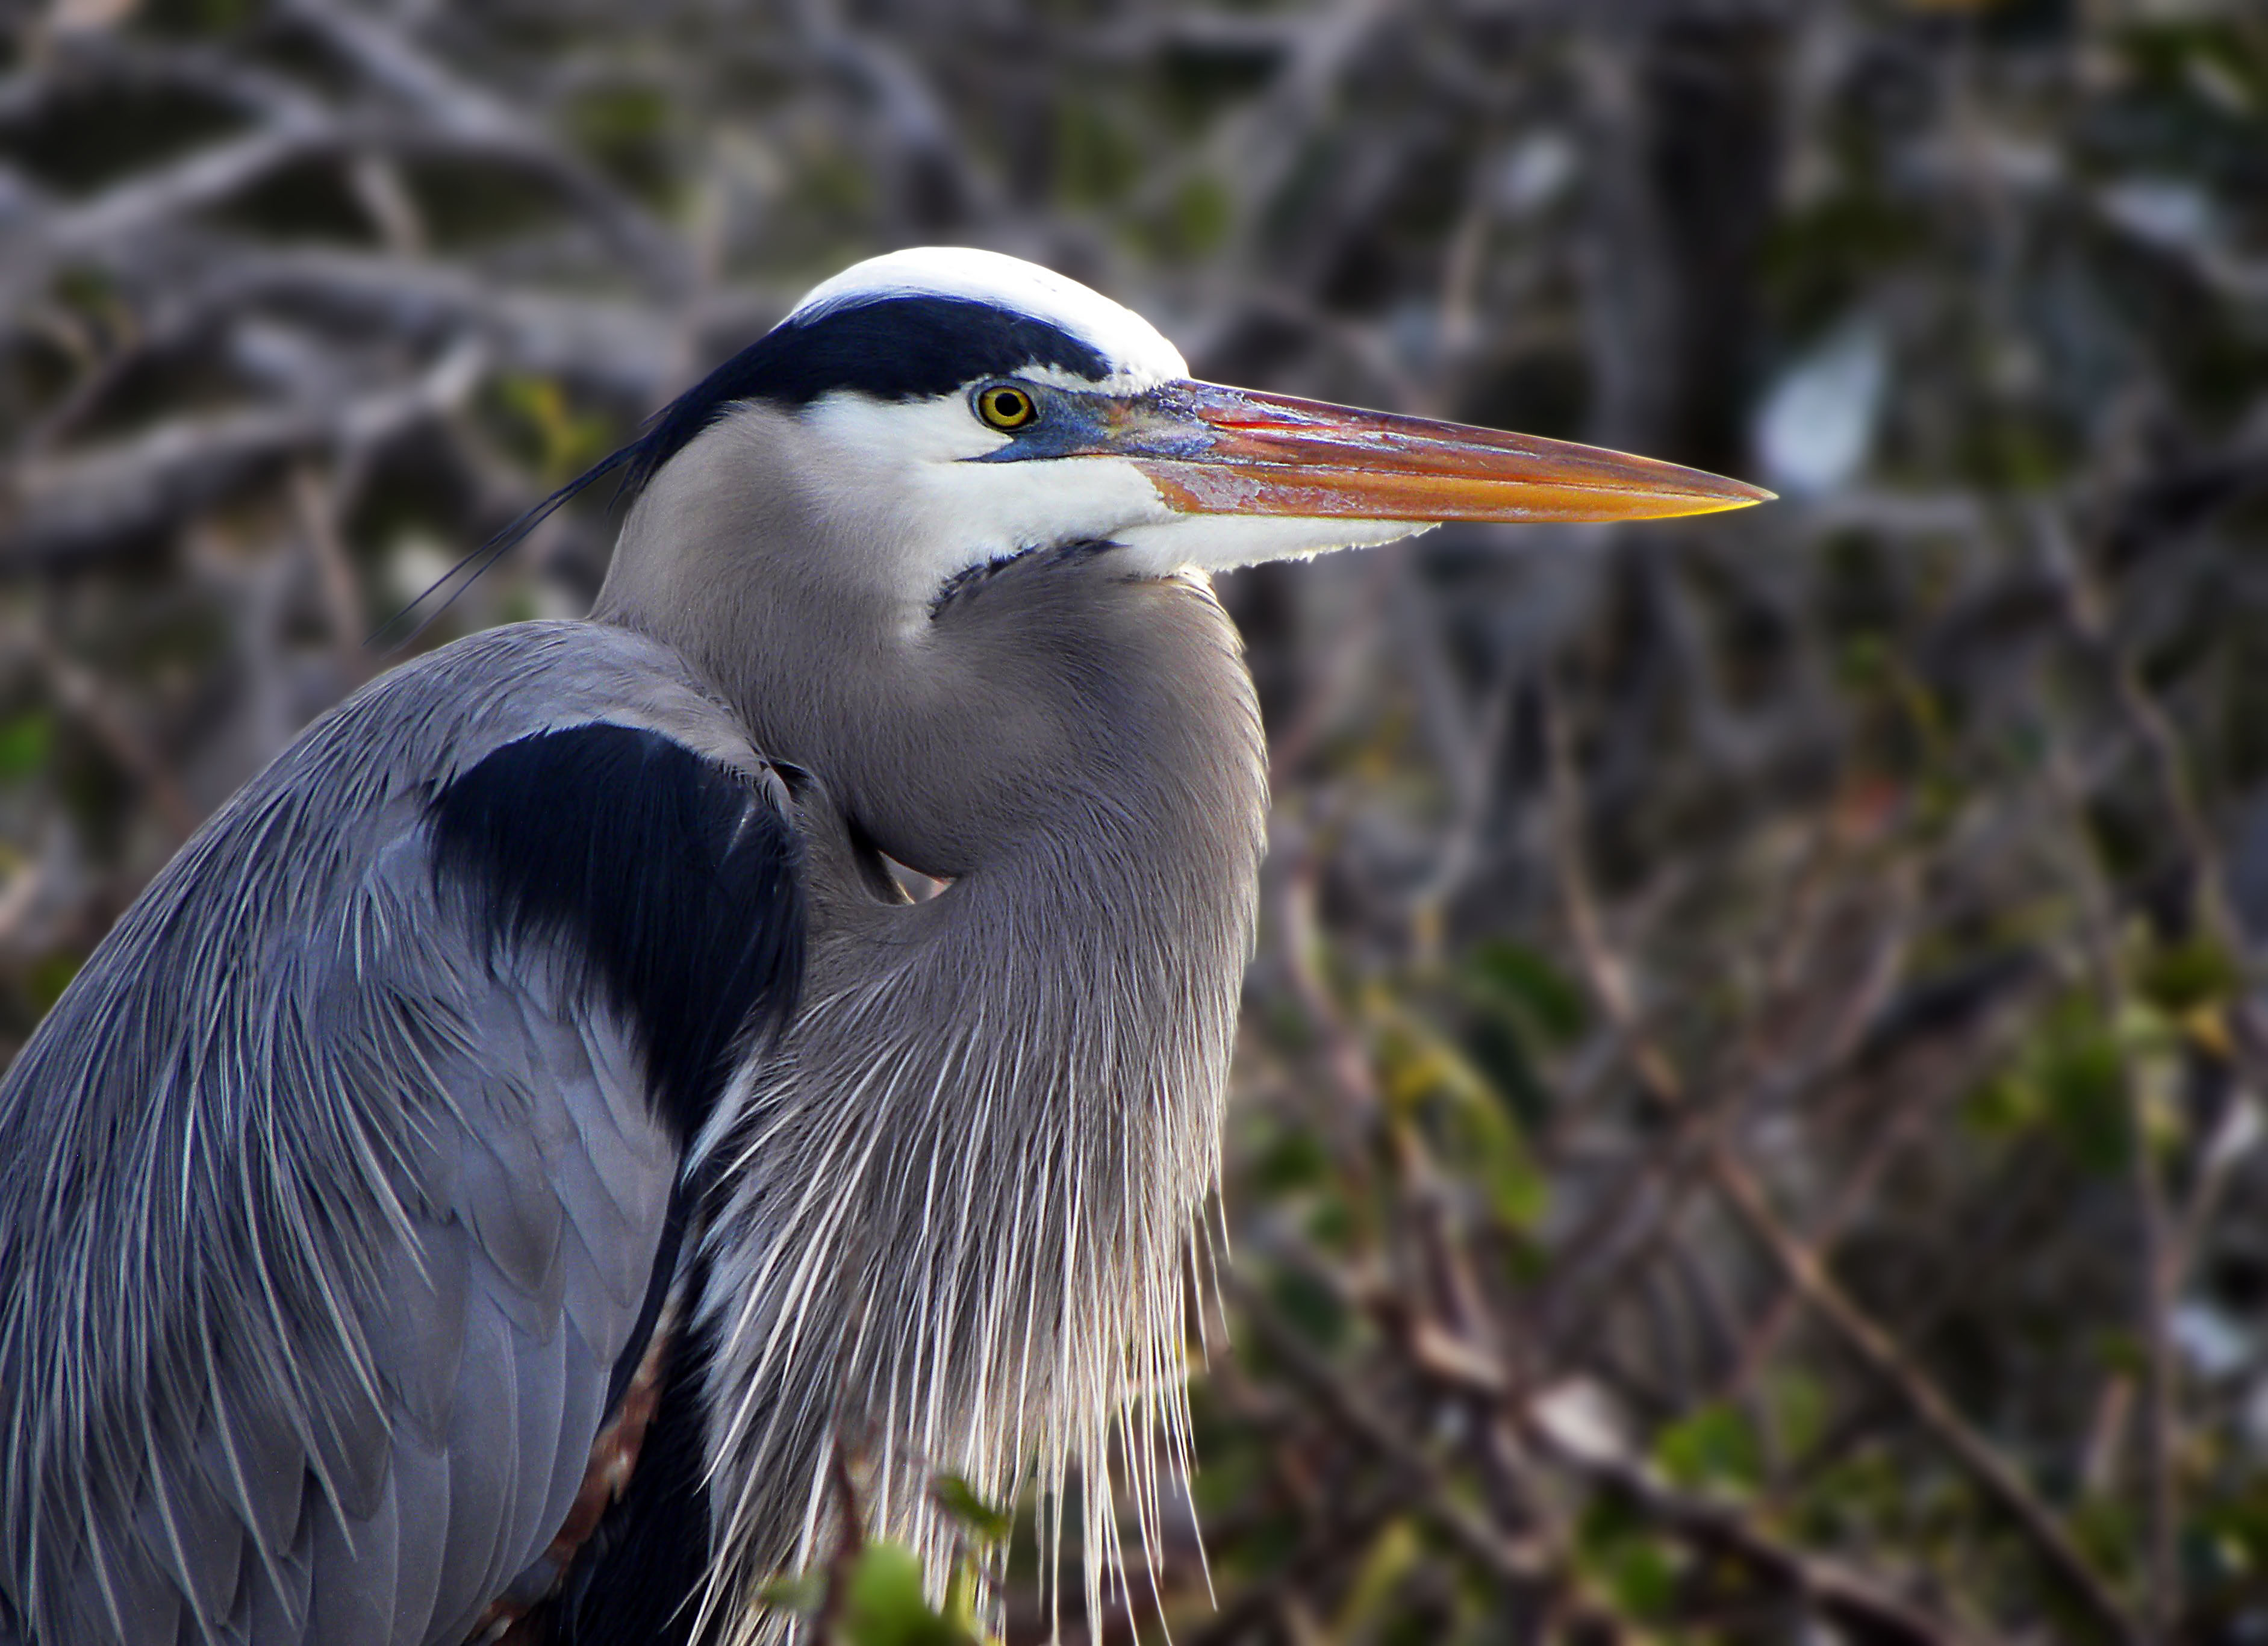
429, 723, 802, 1142
623, 293, 1111, 493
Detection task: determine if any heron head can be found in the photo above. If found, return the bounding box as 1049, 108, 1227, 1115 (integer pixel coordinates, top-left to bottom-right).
614, 246, 1771, 613
590, 249, 1771, 871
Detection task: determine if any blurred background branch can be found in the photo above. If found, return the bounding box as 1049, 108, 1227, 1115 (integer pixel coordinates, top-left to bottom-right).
5, 0, 2268, 1640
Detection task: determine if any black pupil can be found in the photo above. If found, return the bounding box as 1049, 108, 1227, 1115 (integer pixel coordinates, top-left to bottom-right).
991, 390, 1026, 422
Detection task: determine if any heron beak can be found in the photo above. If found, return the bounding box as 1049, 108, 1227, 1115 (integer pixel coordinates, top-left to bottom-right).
1124, 382, 1772, 525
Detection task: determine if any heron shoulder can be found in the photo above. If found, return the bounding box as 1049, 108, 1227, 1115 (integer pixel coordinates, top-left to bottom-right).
334, 618, 775, 792
0, 618, 809, 1646
337, 619, 811, 1139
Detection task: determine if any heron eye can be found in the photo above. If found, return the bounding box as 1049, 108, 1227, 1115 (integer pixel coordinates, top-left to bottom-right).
976, 384, 1037, 431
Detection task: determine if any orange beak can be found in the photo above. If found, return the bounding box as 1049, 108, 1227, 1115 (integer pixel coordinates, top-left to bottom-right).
1117, 382, 1771, 525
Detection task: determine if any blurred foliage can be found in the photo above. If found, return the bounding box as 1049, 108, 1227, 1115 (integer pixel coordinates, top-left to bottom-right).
6, 0, 2268, 1641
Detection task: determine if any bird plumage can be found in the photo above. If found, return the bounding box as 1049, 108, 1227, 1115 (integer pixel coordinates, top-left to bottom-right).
0, 624, 799, 1645
0, 246, 1766, 1644
675, 545, 1263, 1642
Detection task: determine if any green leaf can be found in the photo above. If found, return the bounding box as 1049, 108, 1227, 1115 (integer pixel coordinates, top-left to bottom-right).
1268, 1268, 1346, 1350
492, 374, 614, 484
2135, 937, 2240, 1014
28, 953, 83, 1014
1053, 102, 1143, 208
1250, 1126, 1330, 1193
1969, 996, 2135, 1172
2092, 1330, 2148, 1379
1765, 1370, 1827, 1460
758, 1570, 828, 1617
0, 712, 52, 783
841, 1544, 971, 1646
1961, 1072, 2042, 1139
1331, 1518, 1421, 1637
1601, 1533, 1680, 1621
1172, 175, 1230, 256
2036, 1003, 2131, 1174
1654, 1403, 1762, 1494
567, 84, 673, 193
930, 1476, 1014, 1546
1467, 941, 1588, 1044
1370, 1000, 1549, 1230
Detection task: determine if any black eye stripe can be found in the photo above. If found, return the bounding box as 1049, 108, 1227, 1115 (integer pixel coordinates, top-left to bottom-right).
620, 296, 1109, 497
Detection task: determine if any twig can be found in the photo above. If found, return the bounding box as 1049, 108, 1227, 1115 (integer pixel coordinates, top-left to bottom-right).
5, 338, 485, 566
1178, 1480, 1414, 1646
1522, 1389, 1980, 1646
27, 628, 197, 841
1544, 669, 2137, 1644
1235, 1283, 1554, 1593
1705, 1146, 2139, 1646
288, 463, 371, 687
1716, 1024, 2001, 1402
2040, 508, 2201, 1638
272, 0, 691, 295
1541, 674, 1683, 1108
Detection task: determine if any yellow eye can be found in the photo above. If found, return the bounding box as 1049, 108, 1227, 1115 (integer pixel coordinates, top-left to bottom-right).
976, 384, 1036, 430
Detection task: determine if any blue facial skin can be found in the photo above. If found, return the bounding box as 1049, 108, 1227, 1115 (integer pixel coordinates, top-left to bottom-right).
965, 380, 1218, 465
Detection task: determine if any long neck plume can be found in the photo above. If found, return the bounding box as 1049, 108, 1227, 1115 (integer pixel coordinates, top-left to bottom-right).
693, 759, 1258, 1635
593, 419, 1268, 1635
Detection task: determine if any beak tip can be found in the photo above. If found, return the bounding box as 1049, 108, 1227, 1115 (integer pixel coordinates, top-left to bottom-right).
1681, 475, 1775, 516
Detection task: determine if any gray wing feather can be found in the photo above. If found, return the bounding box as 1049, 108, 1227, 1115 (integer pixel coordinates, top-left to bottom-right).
500, 1302, 572, 1577
133, 1429, 237, 1638
239, 1517, 311, 1644
305, 1461, 399, 1646
69, 1514, 176, 1645
204, 1355, 306, 1574
305, 1347, 392, 1527
379, 1437, 450, 1646
538, 1318, 612, 1539
0, 623, 782, 1645
158, 1439, 244, 1636
424, 1295, 521, 1642
455, 1114, 570, 1339
371, 1225, 472, 1451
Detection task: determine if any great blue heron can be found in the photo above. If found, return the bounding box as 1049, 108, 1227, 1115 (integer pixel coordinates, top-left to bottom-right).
0, 248, 1766, 1645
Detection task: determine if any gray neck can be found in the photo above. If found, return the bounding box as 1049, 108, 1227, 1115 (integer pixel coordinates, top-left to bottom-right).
592, 407, 1268, 1634
595, 404, 1251, 879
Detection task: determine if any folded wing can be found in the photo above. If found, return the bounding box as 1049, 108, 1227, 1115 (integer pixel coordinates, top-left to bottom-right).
0, 623, 802, 1646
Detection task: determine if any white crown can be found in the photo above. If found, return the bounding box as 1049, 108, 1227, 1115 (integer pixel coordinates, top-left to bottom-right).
787, 247, 1188, 394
